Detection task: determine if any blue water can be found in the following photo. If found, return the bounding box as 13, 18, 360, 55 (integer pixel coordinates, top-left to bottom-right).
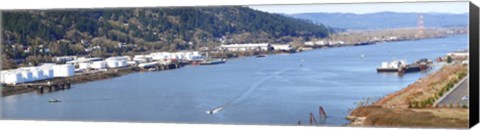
0, 35, 468, 126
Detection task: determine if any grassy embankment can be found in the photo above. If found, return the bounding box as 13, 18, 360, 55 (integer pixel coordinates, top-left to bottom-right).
348, 63, 469, 128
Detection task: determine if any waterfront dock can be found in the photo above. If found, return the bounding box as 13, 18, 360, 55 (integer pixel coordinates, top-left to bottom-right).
1, 62, 183, 97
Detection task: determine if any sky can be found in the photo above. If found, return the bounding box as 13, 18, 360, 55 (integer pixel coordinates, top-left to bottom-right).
249, 1, 469, 14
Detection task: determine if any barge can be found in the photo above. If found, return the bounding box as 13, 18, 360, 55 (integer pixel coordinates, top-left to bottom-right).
199, 58, 227, 65
376, 60, 406, 72
377, 59, 432, 73
256, 54, 267, 58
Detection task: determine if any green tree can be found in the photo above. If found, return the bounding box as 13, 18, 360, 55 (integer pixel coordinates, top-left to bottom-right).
446, 55, 452, 64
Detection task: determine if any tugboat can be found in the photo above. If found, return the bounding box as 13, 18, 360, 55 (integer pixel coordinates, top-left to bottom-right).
49, 98, 61, 103
416, 58, 433, 70
376, 60, 406, 72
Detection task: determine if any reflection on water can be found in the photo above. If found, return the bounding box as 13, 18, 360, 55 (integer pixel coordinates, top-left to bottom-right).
0, 35, 467, 126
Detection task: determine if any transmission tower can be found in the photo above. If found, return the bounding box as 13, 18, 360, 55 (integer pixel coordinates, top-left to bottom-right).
416, 14, 425, 38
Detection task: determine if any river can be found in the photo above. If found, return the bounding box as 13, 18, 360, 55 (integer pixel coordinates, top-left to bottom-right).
0, 34, 468, 126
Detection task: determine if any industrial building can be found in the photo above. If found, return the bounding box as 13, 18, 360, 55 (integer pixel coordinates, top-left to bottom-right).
147, 51, 204, 64
66, 57, 103, 66
271, 44, 293, 51
218, 43, 272, 52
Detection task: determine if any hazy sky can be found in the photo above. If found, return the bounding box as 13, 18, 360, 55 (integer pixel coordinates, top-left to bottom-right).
249, 1, 469, 14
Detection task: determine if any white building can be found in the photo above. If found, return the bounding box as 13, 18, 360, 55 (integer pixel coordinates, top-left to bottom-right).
133, 55, 153, 63
105, 56, 130, 62
148, 51, 203, 63
52, 56, 77, 63
66, 57, 102, 66
304, 41, 327, 46
304, 41, 315, 46
218, 43, 271, 52
271, 44, 293, 51
447, 50, 469, 57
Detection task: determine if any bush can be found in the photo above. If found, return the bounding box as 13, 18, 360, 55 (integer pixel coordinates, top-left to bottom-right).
410, 101, 419, 108
446, 56, 452, 63
457, 72, 467, 79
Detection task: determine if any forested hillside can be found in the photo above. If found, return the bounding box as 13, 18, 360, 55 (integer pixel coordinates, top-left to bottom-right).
1, 6, 331, 69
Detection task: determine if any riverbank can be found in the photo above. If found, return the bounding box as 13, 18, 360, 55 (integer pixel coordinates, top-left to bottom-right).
347, 63, 469, 128
1, 50, 295, 97
0, 33, 463, 97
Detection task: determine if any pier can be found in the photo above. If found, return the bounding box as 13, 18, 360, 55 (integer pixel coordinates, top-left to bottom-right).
139, 63, 183, 71
17, 82, 72, 94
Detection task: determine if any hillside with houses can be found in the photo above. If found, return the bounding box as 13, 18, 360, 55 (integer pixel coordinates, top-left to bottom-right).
1, 6, 332, 70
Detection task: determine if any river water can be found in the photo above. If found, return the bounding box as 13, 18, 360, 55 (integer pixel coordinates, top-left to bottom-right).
0, 35, 468, 126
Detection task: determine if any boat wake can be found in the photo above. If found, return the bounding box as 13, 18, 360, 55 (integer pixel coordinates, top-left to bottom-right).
206, 106, 224, 114
206, 69, 290, 115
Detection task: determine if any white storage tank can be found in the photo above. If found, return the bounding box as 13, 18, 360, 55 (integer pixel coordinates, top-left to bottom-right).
119, 60, 127, 67
42, 67, 54, 79
53, 64, 75, 77
0, 70, 6, 83
5, 71, 23, 84
106, 60, 119, 68
192, 51, 200, 56
21, 70, 33, 83
105, 56, 128, 62
79, 62, 91, 70
31, 69, 45, 81
91, 61, 107, 70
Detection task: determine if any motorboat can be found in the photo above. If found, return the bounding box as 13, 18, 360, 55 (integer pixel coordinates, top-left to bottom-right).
49, 98, 62, 103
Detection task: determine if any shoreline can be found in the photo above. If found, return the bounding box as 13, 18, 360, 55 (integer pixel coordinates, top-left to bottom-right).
1, 64, 177, 97
1, 34, 463, 97
346, 63, 469, 128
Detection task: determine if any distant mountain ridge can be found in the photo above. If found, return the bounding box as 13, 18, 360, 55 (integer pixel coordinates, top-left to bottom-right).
290, 12, 468, 30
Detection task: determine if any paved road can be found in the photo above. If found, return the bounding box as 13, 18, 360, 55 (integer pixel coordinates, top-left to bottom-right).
437, 77, 469, 107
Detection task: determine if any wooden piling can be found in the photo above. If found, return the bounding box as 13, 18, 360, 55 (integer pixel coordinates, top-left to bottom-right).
309, 112, 317, 125
37, 86, 44, 94
319, 106, 327, 119
47, 85, 53, 92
